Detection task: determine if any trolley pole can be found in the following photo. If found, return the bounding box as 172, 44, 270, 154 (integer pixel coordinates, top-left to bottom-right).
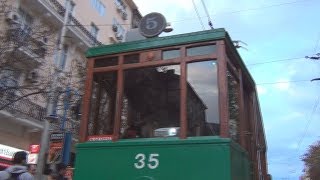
36, 0, 71, 179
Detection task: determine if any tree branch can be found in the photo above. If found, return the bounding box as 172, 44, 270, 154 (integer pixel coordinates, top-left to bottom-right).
0, 90, 48, 110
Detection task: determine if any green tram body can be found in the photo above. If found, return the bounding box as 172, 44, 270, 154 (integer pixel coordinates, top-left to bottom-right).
74, 29, 269, 180
74, 137, 250, 180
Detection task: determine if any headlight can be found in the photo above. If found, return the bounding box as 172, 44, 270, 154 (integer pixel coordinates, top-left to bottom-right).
168, 128, 177, 136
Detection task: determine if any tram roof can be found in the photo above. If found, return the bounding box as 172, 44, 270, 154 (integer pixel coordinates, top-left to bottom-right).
86, 28, 228, 58
86, 28, 256, 85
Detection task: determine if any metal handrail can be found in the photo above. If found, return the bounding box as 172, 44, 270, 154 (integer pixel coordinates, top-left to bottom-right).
0, 90, 80, 137
0, 90, 46, 121
47, 0, 102, 45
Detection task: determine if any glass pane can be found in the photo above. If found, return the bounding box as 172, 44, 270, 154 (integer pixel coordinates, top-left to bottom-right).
186, 44, 216, 56
162, 49, 180, 60
94, 57, 118, 68
187, 60, 219, 136
124, 54, 140, 64
88, 72, 117, 136
120, 65, 181, 139
228, 70, 240, 142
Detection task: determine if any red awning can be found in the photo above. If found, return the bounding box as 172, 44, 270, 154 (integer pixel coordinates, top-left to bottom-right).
0, 157, 12, 168
0, 156, 12, 161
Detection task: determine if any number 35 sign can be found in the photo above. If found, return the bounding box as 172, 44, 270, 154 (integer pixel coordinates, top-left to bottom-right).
139, 12, 167, 38
134, 153, 160, 170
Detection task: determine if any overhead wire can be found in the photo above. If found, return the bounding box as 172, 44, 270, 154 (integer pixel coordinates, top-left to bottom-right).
77, 0, 312, 27
272, 95, 320, 168
296, 95, 320, 150
256, 79, 312, 85
72, 1, 316, 88
77, 0, 313, 27
171, 0, 313, 23
211, 0, 312, 15
73, 0, 316, 174
258, 83, 320, 170
296, 26, 320, 157
246, 57, 304, 66
254, 46, 320, 171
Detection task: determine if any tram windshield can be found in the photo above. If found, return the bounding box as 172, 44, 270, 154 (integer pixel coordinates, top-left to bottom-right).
121, 65, 181, 138
119, 60, 219, 139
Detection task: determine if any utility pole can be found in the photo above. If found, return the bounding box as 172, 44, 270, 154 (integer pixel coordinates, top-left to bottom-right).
36, 0, 71, 179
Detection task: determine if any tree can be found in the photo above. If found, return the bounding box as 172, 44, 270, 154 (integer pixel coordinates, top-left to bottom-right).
0, 0, 54, 108
0, 0, 87, 134
302, 140, 320, 179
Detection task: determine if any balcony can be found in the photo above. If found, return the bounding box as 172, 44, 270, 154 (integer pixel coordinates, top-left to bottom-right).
23, 0, 102, 47
4, 23, 46, 69
0, 90, 46, 122
0, 89, 80, 138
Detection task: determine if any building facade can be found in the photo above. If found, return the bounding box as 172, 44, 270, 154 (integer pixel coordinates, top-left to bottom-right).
0, 0, 141, 169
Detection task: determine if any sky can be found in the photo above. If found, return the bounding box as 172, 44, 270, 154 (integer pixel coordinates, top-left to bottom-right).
133, 0, 320, 179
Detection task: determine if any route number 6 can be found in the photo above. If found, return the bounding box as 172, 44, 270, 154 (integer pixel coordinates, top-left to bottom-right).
134, 153, 159, 169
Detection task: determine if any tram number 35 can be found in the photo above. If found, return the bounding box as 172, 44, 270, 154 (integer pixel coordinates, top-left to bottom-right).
134, 153, 159, 169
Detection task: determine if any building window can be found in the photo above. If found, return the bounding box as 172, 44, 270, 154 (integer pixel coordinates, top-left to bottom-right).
114, 0, 127, 20
112, 18, 125, 41
114, 0, 126, 10
91, 0, 106, 16
90, 23, 99, 39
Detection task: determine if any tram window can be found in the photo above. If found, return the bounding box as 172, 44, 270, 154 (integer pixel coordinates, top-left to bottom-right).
227, 70, 240, 142
88, 72, 117, 136
186, 44, 216, 57
94, 57, 118, 68
187, 60, 220, 136
120, 65, 181, 139
124, 54, 140, 64
162, 49, 180, 60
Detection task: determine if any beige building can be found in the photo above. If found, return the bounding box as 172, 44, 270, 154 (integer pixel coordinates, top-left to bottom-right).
0, 0, 141, 169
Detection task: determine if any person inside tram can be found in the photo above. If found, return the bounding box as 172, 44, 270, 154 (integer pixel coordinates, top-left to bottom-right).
122, 122, 139, 139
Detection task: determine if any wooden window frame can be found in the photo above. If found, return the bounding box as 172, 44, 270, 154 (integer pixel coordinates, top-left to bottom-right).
79, 41, 231, 142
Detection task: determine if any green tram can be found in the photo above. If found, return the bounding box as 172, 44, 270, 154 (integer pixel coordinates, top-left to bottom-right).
74, 28, 269, 180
